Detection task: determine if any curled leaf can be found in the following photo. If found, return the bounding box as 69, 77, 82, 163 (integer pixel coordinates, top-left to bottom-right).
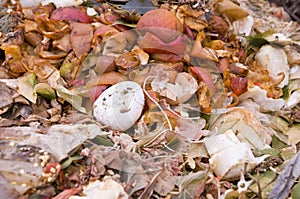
115, 52, 140, 70
176, 4, 208, 31
137, 9, 183, 42
50, 6, 93, 23
35, 44, 68, 59
34, 83, 56, 100
215, 0, 248, 21
55, 84, 86, 113
36, 15, 70, 40
138, 31, 187, 55
86, 71, 128, 88
95, 55, 116, 74
17, 73, 37, 103
1, 45, 26, 74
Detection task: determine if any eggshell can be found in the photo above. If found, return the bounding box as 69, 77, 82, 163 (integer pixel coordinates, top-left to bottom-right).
204, 129, 268, 180
93, 81, 145, 131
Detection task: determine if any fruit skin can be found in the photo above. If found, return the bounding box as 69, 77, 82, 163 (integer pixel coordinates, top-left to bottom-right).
137, 9, 183, 43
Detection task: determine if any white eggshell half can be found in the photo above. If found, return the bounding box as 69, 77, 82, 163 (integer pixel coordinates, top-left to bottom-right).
93, 81, 145, 131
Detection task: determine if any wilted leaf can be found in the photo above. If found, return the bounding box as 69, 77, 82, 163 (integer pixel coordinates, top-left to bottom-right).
0, 82, 14, 111
215, 0, 248, 21
248, 170, 277, 199
36, 16, 70, 40
139, 170, 164, 199
154, 171, 176, 196
186, 143, 208, 169
270, 116, 300, 145
55, 84, 86, 113
269, 152, 300, 199
176, 5, 208, 31
50, 6, 93, 23
1, 45, 26, 74
35, 43, 68, 59
138, 31, 187, 55
70, 22, 93, 58
88, 135, 114, 147
190, 66, 216, 94
173, 171, 208, 199
61, 154, 83, 169
17, 73, 37, 103
246, 36, 269, 49
137, 9, 183, 42
292, 181, 300, 199
115, 52, 140, 70
34, 83, 56, 100
103, 32, 127, 56
114, 19, 137, 28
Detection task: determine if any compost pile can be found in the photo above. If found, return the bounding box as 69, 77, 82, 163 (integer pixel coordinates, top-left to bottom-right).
1, 0, 300, 198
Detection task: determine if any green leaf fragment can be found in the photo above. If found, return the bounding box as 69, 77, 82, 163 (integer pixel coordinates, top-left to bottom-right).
292, 181, 300, 199
272, 136, 287, 149
34, 83, 56, 100
61, 155, 83, 169
81, 54, 98, 71
247, 37, 269, 48
55, 84, 86, 113
89, 135, 114, 147
61, 157, 73, 169
60, 59, 72, 80
113, 19, 137, 28
18, 73, 37, 103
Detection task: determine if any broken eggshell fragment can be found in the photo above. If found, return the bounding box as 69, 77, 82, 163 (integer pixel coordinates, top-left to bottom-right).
93, 81, 145, 131
158, 72, 198, 105
255, 45, 290, 88
204, 129, 269, 180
